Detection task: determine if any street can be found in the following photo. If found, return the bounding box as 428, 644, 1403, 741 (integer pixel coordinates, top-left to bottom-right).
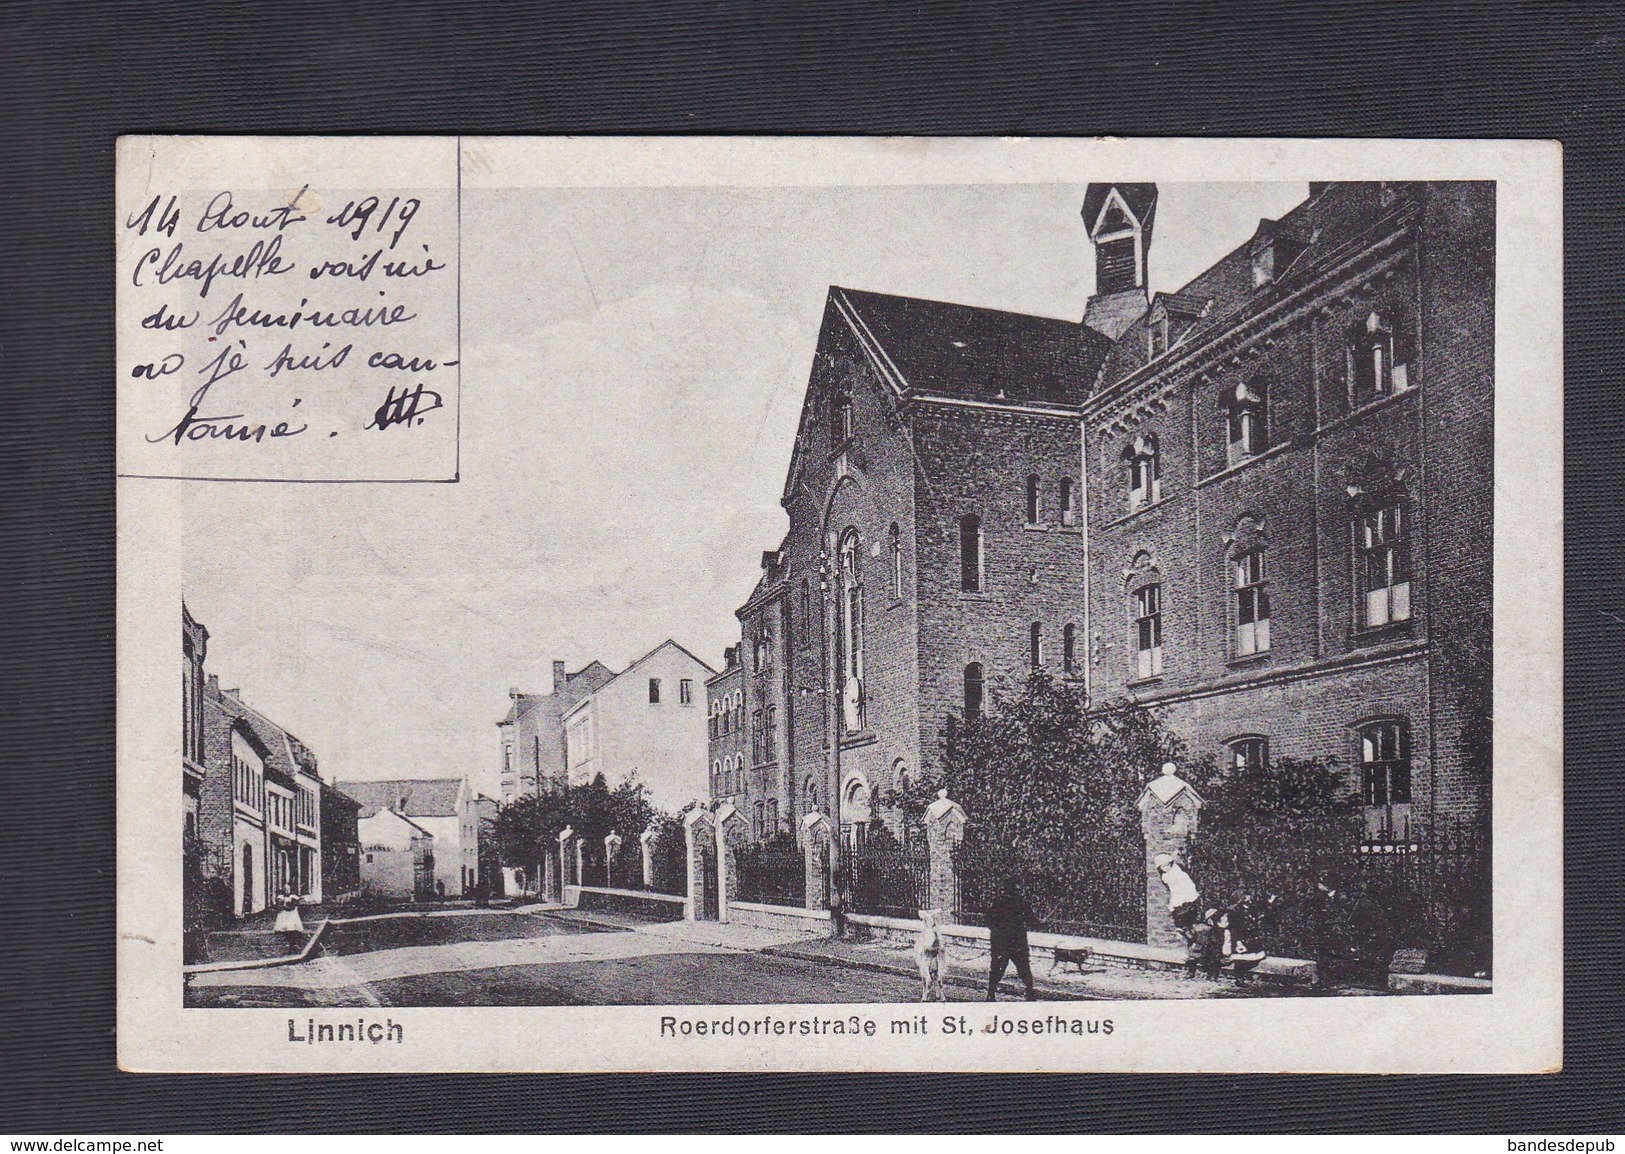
185, 906, 1276, 1007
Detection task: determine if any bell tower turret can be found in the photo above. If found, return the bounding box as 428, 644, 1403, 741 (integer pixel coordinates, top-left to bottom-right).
1082, 182, 1158, 341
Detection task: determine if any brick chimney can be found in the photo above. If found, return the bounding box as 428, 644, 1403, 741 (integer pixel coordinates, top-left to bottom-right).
552, 660, 567, 692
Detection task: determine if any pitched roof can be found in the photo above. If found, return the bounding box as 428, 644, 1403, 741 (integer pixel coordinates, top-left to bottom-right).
210, 682, 316, 781
336, 778, 465, 819
360, 807, 436, 838
497, 660, 618, 725
835, 287, 1113, 409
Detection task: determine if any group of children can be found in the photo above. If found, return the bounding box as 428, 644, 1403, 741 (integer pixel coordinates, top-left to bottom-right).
1153, 852, 1271, 978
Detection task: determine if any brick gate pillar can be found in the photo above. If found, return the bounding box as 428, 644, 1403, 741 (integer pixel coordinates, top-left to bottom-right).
639, 826, 657, 888
923, 789, 966, 919
715, 803, 750, 923
604, 831, 621, 888
557, 826, 575, 892
801, 810, 831, 912
682, 807, 716, 921
1137, 762, 1203, 947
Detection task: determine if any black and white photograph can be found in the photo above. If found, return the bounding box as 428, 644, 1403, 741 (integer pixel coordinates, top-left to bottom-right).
115, 137, 1560, 1072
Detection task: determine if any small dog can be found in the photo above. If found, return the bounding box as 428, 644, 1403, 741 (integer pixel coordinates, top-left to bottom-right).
914, 909, 950, 1001
1050, 942, 1095, 976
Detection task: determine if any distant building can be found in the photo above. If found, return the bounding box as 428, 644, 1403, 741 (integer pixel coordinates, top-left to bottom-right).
320, 781, 362, 903
336, 777, 482, 896
562, 640, 715, 813
705, 644, 752, 819
182, 605, 216, 933
197, 674, 324, 917
356, 808, 436, 901
496, 660, 616, 802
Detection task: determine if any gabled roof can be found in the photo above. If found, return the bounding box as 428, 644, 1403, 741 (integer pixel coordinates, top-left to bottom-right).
336, 777, 466, 819
211, 682, 317, 781
834, 286, 1113, 409
360, 807, 436, 838
497, 660, 618, 725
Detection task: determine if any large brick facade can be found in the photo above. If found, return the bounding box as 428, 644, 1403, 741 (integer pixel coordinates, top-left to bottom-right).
1082, 182, 1493, 836
713, 181, 1492, 851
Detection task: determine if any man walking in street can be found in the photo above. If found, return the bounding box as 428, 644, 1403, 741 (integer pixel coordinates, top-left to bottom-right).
985, 878, 1037, 1001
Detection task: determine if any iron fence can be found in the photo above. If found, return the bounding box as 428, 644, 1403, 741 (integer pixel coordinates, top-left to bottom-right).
847, 837, 929, 919
649, 827, 688, 896
736, 844, 806, 907
952, 826, 1146, 943
1191, 815, 1490, 981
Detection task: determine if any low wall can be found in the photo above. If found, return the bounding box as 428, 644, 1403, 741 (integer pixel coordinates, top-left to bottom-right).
847, 913, 1316, 985
726, 900, 829, 935
567, 885, 688, 922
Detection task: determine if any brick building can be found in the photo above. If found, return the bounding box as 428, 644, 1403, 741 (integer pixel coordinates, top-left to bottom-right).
714, 181, 1492, 850
717, 286, 1109, 849
496, 659, 616, 803
1079, 181, 1493, 839
705, 644, 749, 817
196, 673, 324, 917
320, 781, 362, 903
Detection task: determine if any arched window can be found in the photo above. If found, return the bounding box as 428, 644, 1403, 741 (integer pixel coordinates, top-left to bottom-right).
830, 380, 854, 447
838, 529, 865, 732
1224, 378, 1269, 465
1357, 718, 1412, 840
959, 513, 983, 592
963, 662, 984, 718
765, 798, 778, 836
1029, 622, 1043, 668
764, 704, 778, 759
1063, 623, 1077, 674
1357, 503, 1412, 628
1226, 736, 1269, 772
1060, 477, 1077, 526
1347, 311, 1410, 403
1234, 548, 1271, 655
1025, 474, 1041, 524
1132, 583, 1163, 679
1124, 433, 1161, 511
889, 523, 902, 599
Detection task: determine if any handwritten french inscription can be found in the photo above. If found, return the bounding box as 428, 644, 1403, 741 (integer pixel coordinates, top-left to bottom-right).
117, 140, 458, 480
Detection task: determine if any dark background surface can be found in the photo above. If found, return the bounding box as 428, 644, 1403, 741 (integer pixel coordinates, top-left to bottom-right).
1, 0, 1620, 1134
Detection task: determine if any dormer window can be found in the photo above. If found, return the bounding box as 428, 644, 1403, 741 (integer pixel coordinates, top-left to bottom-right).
1147, 311, 1169, 359
1223, 378, 1269, 465
1124, 433, 1162, 511
1252, 243, 1276, 287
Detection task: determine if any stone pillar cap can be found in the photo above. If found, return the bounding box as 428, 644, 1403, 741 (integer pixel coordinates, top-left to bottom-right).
639, 827, 658, 842
801, 809, 829, 830
605, 831, 622, 844
715, 801, 740, 824
683, 806, 712, 828
925, 792, 965, 823
557, 826, 574, 841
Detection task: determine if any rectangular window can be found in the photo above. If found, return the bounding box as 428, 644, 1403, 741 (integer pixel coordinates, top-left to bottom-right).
1133, 584, 1163, 679
1359, 506, 1412, 628
679, 679, 693, 705
648, 678, 661, 704
1060, 478, 1077, 526
1234, 551, 1271, 655
1029, 622, 1043, 668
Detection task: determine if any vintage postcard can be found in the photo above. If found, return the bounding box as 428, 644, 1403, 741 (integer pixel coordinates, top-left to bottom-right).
117, 136, 1562, 1072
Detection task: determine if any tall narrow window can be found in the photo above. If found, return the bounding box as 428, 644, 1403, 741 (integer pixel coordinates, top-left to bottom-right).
764, 705, 778, 760
1234, 550, 1271, 656
1125, 434, 1161, 511
1227, 736, 1268, 772
963, 662, 984, 718
889, 523, 902, 599
1025, 475, 1041, 524
765, 799, 778, 836
830, 381, 853, 447
1029, 622, 1043, 668
838, 529, 865, 732
959, 514, 983, 592
648, 678, 661, 704
1348, 311, 1409, 403
1059, 477, 1077, 526
1224, 379, 1268, 466
799, 579, 812, 647
1063, 623, 1077, 674
1359, 719, 1412, 839
1358, 505, 1411, 628
679, 679, 693, 705
1133, 584, 1163, 679
709, 706, 719, 739
751, 710, 763, 763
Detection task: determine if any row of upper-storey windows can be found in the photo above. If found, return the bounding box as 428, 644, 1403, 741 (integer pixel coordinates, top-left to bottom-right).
1116, 310, 1413, 512
1225, 722, 1414, 841
647, 677, 694, 705
712, 753, 747, 797
709, 690, 744, 739
1125, 507, 1412, 681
